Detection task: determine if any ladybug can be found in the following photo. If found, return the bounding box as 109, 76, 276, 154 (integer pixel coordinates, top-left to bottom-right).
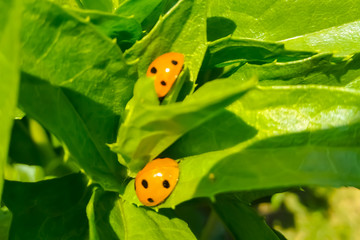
146, 52, 185, 98
135, 158, 179, 206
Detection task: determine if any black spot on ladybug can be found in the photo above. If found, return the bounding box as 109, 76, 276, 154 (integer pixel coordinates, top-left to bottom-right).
151, 67, 157, 74
148, 198, 154, 203
163, 180, 170, 188
160, 80, 166, 86
142, 179, 148, 189
171, 60, 178, 65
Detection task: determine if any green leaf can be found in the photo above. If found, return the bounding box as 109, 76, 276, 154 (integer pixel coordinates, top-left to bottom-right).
198, 210, 234, 240
227, 86, 360, 137
206, 37, 285, 67
206, 16, 237, 42
174, 199, 212, 239
281, 21, 360, 57
199, 51, 360, 103
19, 73, 125, 191
87, 186, 197, 240
162, 108, 257, 159
78, 0, 114, 12
115, 0, 163, 23
0, 0, 22, 201
169, 140, 360, 208
69, 9, 142, 50
196, 36, 317, 88
116, 0, 180, 35
19, 0, 136, 191
208, 0, 360, 56
213, 195, 281, 240
21, 0, 135, 116
0, 208, 12, 240
161, 68, 190, 104
168, 85, 360, 158
125, 0, 207, 88
49, 0, 81, 8
12, 108, 25, 119
231, 53, 334, 84
123, 85, 360, 207
86, 187, 119, 240
225, 53, 360, 87
111, 77, 256, 175
4, 163, 45, 182
3, 173, 90, 239
260, 54, 360, 87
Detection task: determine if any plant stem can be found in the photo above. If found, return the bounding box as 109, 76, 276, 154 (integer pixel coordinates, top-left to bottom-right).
200, 208, 218, 240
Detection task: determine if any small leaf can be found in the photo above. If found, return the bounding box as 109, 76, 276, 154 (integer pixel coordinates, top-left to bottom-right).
12, 108, 25, 120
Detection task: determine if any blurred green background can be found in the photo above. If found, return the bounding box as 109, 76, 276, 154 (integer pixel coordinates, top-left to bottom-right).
263, 187, 360, 240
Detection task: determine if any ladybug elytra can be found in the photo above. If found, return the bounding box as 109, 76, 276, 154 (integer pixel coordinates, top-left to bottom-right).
146, 52, 184, 97
135, 158, 179, 206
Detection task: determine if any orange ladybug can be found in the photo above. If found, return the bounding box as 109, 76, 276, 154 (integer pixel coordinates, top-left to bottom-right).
135, 158, 179, 206
146, 52, 185, 97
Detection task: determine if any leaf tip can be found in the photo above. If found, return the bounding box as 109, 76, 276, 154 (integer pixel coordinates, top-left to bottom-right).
126, 58, 140, 65
87, 179, 93, 187
344, 54, 353, 61
107, 142, 118, 151
127, 169, 137, 178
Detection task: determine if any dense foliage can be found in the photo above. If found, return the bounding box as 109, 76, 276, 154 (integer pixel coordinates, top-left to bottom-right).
1, 0, 360, 239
